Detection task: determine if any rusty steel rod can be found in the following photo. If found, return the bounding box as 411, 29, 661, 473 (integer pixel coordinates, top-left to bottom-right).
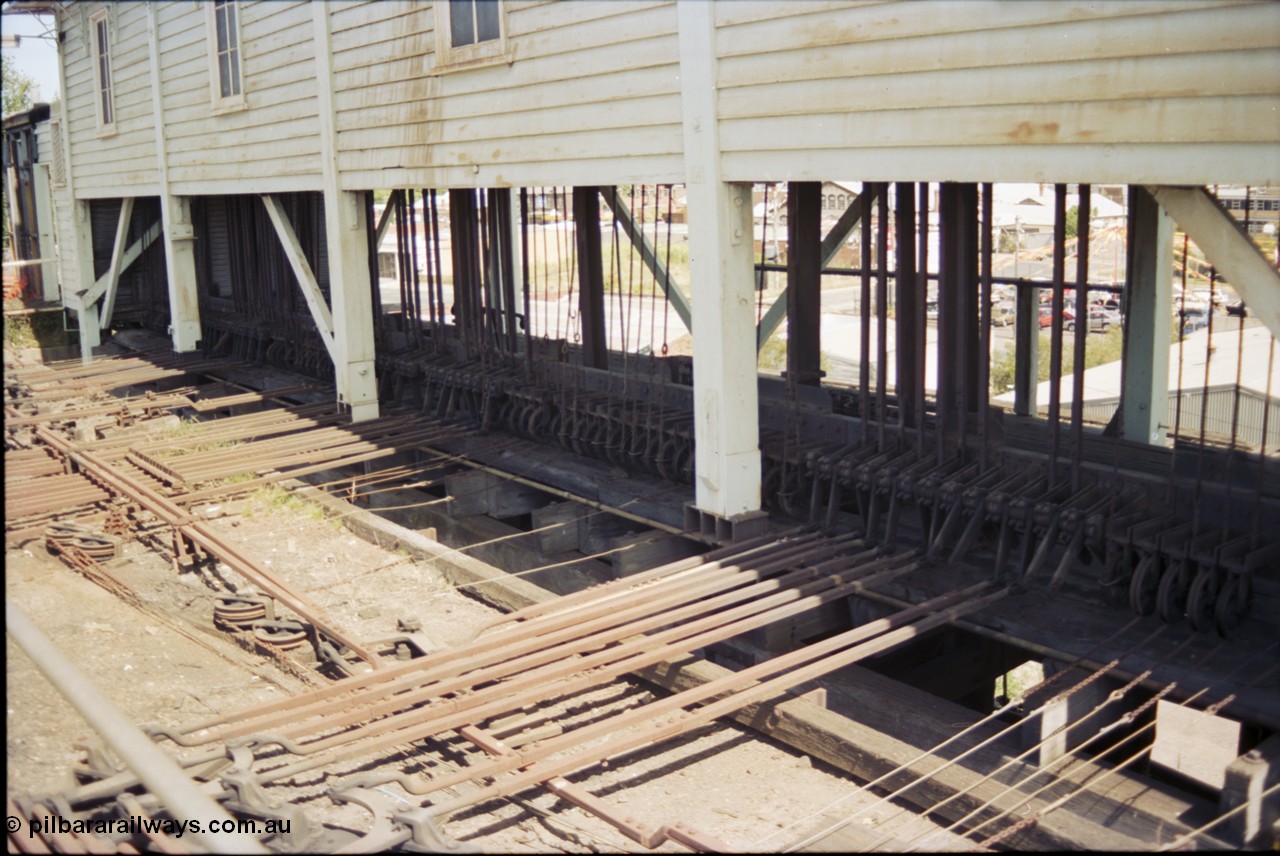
158, 535, 874, 746
339, 583, 999, 799
35, 426, 382, 669
422, 585, 1008, 816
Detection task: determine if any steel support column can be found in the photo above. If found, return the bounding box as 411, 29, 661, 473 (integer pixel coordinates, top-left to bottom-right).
894, 183, 920, 430
1014, 281, 1040, 417
786, 181, 823, 386
938, 183, 980, 443
573, 186, 608, 370
450, 189, 482, 346
1120, 186, 1173, 445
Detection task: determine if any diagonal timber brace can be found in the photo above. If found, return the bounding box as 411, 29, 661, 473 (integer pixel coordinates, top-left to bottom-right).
68, 199, 163, 327
261, 194, 338, 362
600, 187, 693, 332
373, 189, 402, 249
1148, 185, 1280, 343
756, 184, 881, 350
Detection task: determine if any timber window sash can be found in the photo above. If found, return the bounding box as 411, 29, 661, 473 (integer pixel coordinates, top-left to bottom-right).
206, 0, 246, 113
90, 9, 115, 135
432, 0, 511, 74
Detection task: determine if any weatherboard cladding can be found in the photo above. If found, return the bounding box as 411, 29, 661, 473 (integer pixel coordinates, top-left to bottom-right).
55, 0, 1280, 199
62, 1, 159, 196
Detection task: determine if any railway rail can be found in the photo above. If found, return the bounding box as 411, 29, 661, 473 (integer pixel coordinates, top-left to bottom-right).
5, 344, 1276, 852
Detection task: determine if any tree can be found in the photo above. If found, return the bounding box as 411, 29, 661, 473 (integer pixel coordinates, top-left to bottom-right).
1065, 205, 1079, 239
2, 54, 36, 117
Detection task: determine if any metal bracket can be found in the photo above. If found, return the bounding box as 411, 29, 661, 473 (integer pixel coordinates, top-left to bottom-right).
397, 805, 482, 854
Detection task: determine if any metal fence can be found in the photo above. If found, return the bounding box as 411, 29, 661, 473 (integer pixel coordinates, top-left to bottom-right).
1058, 384, 1280, 451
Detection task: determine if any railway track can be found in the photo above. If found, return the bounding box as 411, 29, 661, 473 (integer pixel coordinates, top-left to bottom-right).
5, 345, 1270, 853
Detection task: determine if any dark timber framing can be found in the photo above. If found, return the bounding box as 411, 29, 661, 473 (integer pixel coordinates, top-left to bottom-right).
786, 181, 823, 386
573, 186, 608, 370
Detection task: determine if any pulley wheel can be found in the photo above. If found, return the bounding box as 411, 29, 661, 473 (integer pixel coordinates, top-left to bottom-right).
1186, 567, 1219, 633
1128, 555, 1160, 617
253, 620, 308, 651
1214, 575, 1251, 639
1156, 559, 1190, 624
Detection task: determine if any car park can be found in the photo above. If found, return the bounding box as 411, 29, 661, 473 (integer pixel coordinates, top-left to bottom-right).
1087, 307, 1120, 332
991, 301, 1016, 326
1039, 304, 1076, 328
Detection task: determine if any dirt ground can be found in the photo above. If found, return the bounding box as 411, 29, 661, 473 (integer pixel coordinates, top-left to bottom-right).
5, 482, 971, 853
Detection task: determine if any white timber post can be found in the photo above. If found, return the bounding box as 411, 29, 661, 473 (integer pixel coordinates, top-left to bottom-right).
147, 4, 201, 352
32, 162, 60, 302
72, 200, 100, 364
55, 6, 99, 363
678, 0, 762, 524
1121, 187, 1173, 445
314, 2, 378, 422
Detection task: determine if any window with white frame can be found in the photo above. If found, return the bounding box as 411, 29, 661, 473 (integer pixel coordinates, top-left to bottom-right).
90, 9, 115, 133
207, 0, 245, 110
433, 0, 510, 73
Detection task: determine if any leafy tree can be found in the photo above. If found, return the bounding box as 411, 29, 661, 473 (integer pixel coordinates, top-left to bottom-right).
2, 54, 35, 117
3, 55, 37, 260
1065, 205, 1079, 239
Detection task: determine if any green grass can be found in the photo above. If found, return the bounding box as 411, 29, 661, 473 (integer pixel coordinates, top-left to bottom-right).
3, 311, 72, 350
996, 660, 1046, 704
990, 326, 1125, 395
154, 416, 240, 458
757, 334, 832, 375
244, 484, 327, 523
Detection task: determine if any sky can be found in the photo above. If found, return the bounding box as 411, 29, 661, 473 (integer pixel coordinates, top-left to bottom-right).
2, 6, 61, 107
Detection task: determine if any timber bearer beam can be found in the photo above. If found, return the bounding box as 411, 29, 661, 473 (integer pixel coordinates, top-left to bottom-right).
756, 184, 880, 350
1148, 185, 1280, 343
260, 193, 338, 362
600, 187, 693, 333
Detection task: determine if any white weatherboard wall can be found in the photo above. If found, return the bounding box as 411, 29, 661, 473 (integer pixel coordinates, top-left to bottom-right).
156, 0, 322, 196
713, 0, 1280, 185
61, 2, 160, 198
58, 1, 1280, 196
329, 0, 685, 190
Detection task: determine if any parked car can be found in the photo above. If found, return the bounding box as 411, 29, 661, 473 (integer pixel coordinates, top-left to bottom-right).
1038, 304, 1076, 328
1087, 307, 1121, 332
1226, 300, 1249, 318
1180, 307, 1211, 336
991, 301, 1016, 326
